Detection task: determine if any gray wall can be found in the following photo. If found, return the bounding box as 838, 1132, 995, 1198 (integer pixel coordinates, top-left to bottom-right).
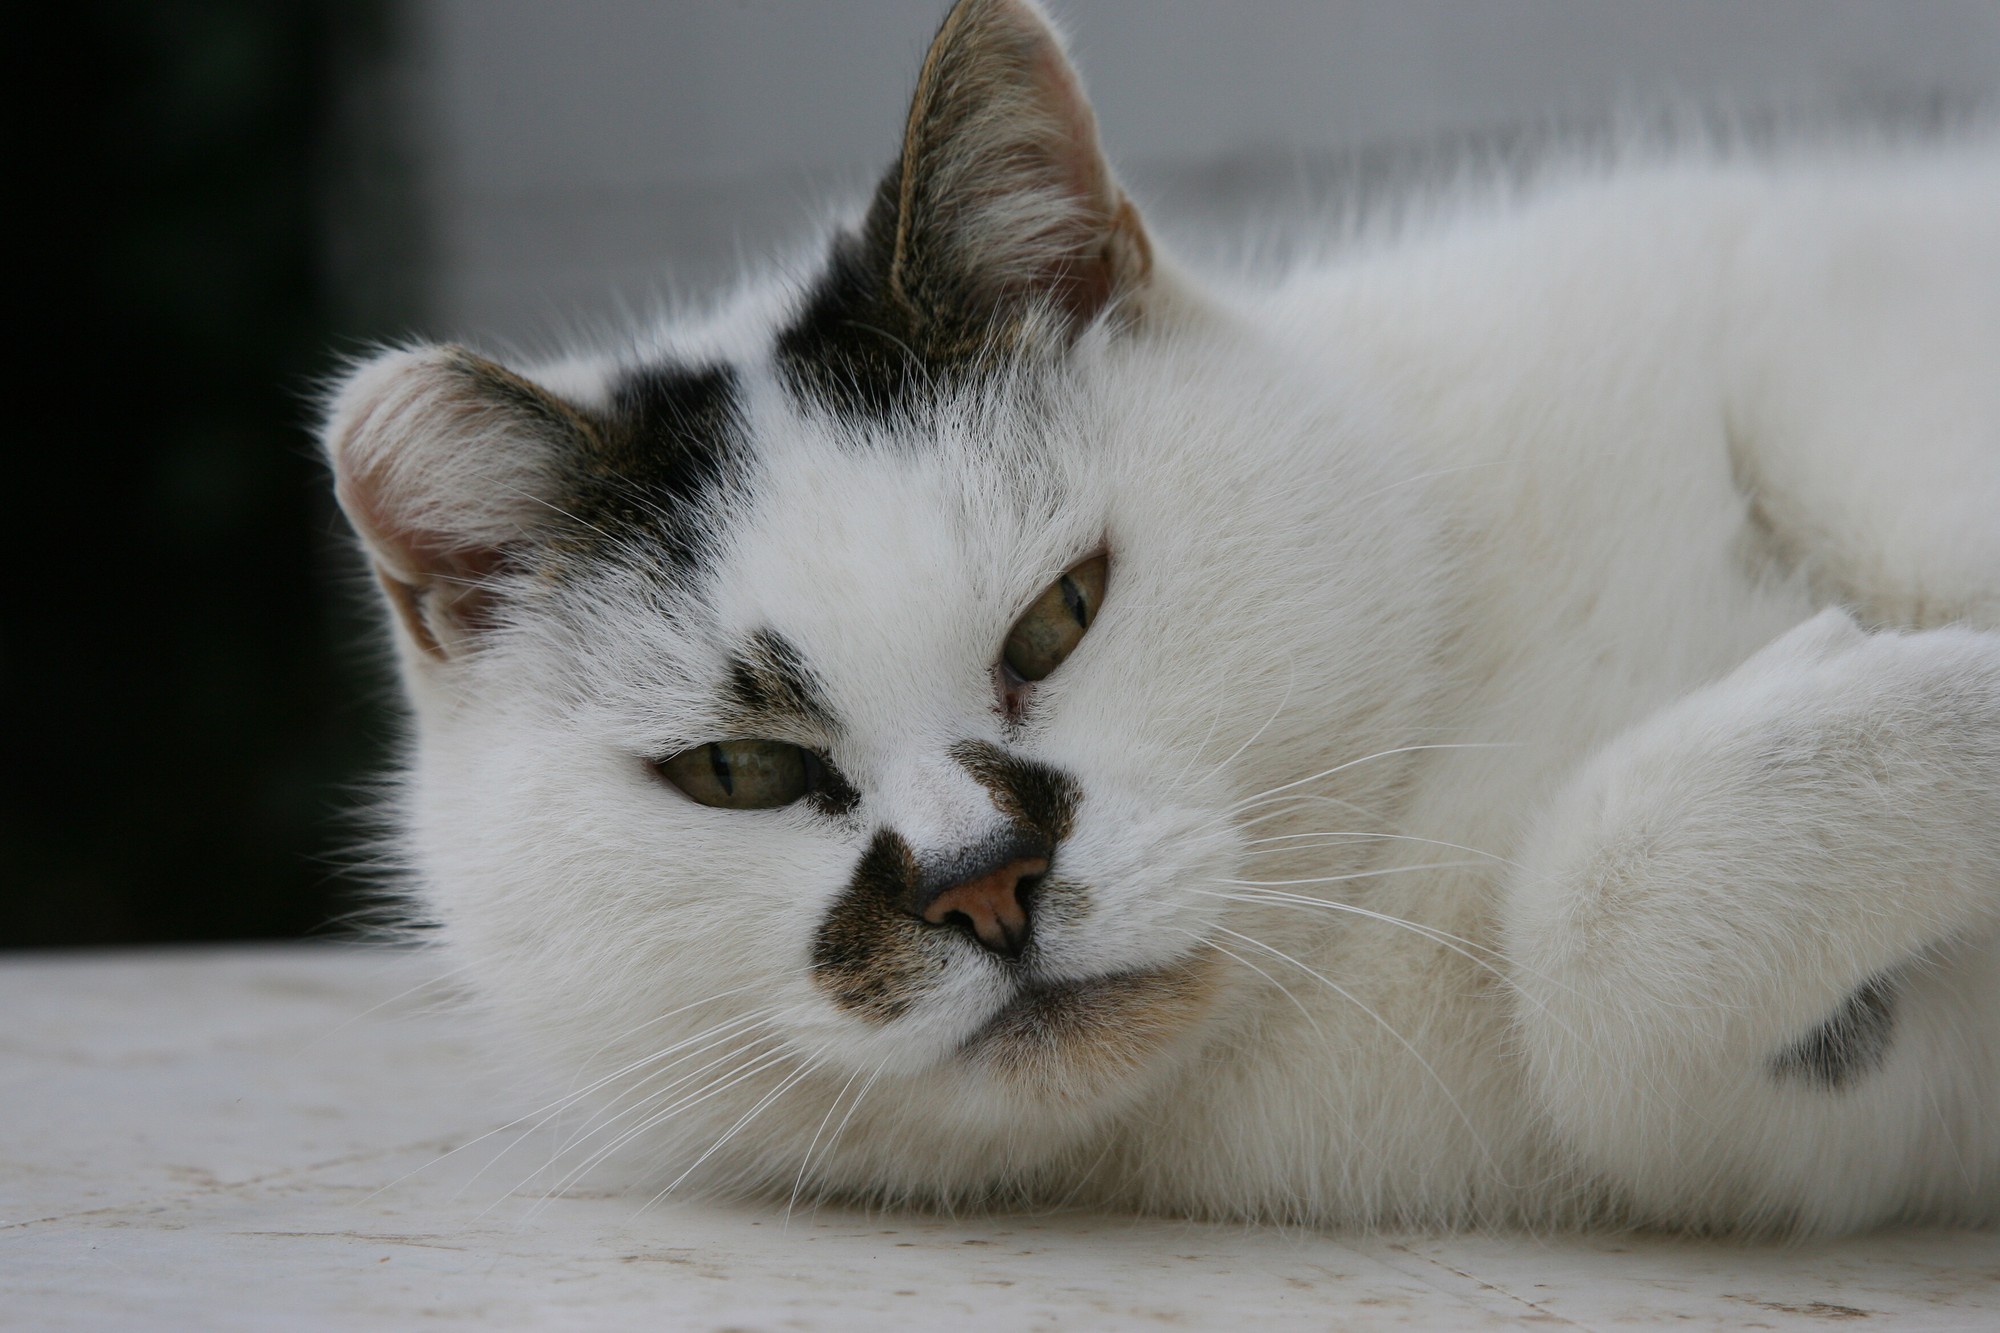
406, 1, 2000, 348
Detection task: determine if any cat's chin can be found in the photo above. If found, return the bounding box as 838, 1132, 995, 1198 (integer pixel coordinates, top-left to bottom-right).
952, 953, 1223, 1108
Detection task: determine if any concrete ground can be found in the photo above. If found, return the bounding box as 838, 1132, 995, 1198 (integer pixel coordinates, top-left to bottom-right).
7, 945, 1998, 1330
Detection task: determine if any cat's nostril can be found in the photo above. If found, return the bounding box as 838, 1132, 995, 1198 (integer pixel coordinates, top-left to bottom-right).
920, 857, 1045, 957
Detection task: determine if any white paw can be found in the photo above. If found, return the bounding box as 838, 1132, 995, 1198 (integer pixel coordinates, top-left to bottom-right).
1734, 607, 2000, 729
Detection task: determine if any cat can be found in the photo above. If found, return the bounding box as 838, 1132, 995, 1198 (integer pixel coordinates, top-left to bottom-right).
321, 0, 2000, 1236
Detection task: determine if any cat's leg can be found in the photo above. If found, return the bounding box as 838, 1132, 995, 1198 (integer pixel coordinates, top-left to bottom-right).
1505, 609, 2000, 1234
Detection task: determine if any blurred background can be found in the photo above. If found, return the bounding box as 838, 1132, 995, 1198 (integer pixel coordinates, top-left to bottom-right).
10, 0, 1999, 949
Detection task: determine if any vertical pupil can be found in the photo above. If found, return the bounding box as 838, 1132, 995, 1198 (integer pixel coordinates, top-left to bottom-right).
708, 743, 734, 797
1060, 575, 1089, 629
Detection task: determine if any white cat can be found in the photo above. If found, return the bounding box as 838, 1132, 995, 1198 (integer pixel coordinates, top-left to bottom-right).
322, 0, 2000, 1235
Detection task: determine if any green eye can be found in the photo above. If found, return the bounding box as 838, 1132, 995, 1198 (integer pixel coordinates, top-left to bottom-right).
1002, 554, 1108, 683
655, 740, 819, 809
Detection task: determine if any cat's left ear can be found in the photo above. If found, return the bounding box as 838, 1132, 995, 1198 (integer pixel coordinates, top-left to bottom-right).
869, 0, 1153, 341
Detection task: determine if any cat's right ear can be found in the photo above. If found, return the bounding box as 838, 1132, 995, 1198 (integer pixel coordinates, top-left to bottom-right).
321, 345, 589, 661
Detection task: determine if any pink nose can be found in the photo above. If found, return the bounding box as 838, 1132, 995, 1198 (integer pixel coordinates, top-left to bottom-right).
921, 857, 1046, 955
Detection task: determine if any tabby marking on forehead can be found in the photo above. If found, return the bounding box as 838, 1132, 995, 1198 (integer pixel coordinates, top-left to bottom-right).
724, 629, 839, 734
557, 361, 747, 570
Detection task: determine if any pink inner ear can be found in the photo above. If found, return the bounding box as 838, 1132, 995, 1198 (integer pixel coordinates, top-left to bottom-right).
1022, 36, 1124, 320
337, 462, 509, 660
890, 0, 1153, 335
322, 343, 587, 659
1025, 29, 1115, 219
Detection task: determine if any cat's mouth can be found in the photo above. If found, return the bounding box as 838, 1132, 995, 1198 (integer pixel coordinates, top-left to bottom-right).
956, 957, 1221, 1097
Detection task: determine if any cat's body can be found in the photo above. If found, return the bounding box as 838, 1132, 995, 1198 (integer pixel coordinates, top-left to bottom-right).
325, 1, 2000, 1235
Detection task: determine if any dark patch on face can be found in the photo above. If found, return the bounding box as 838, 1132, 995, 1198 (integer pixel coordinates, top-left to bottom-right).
804, 759, 861, 821
725, 629, 838, 731
773, 177, 1019, 421
1771, 975, 1897, 1090
810, 829, 942, 1022
811, 744, 1083, 1021
554, 361, 746, 570
948, 740, 1080, 845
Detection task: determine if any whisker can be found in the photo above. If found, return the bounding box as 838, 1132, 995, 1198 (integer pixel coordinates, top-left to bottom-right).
1200, 885, 1497, 956
540, 1012, 793, 1175
1197, 887, 1590, 1021
1177, 654, 1300, 800
1218, 859, 1489, 888
1206, 923, 1501, 1171
1224, 792, 1380, 831
644, 1052, 829, 1210
783, 1062, 869, 1228
489, 1013, 799, 1213
1237, 830, 1519, 867
296, 960, 474, 1052
1229, 742, 1519, 814
365, 995, 773, 1207
559, 982, 766, 1097
520, 1037, 802, 1218
799, 1055, 893, 1223
1197, 887, 1529, 1000
1169, 926, 1323, 1037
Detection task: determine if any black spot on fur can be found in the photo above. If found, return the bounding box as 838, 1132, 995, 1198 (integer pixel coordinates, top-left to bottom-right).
716, 628, 856, 817
1772, 976, 1897, 1090
811, 829, 938, 1022
774, 204, 932, 420
949, 740, 1080, 845
775, 177, 1038, 421
561, 361, 745, 569
810, 744, 1081, 1020
805, 759, 861, 821
726, 629, 838, 731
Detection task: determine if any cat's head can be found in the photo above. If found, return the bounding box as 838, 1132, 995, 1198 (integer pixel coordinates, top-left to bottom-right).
323, 0, 1445, 1204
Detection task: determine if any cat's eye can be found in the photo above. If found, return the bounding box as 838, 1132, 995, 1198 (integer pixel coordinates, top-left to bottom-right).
654, 739, 821, 810
1002, 554, 1108, 683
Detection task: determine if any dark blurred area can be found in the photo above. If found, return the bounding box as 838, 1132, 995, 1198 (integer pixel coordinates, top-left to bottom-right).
5, 1, 417, 948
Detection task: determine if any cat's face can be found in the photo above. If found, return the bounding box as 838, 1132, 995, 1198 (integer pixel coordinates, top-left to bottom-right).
325, 0, 1445, 1202
434, 353, 1254, 1110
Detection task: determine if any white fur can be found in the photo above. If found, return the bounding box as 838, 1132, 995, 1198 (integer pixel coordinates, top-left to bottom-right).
325, 5, 2000, 1236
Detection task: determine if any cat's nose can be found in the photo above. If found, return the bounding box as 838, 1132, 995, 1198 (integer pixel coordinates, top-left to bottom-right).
919, 856, 1047, 957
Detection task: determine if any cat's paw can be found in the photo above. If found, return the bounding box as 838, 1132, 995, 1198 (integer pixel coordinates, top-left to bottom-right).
1508, 607, 2000, 1231
1727, 606, 2000, 741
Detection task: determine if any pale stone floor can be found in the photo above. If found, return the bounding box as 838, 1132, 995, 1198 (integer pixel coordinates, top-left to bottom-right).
5, 944, 1998, 1330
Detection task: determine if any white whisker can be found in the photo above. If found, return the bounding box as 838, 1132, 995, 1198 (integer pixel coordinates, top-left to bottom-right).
520, 1038, 803, 1218
1206, 923, 1501, 1172
1229, 742, 1519, 814
366, 995, 773, 1207
1171, 926, 1323, 1037
645, 1052, 829, 1209
1237, 829, 1519, 867
799, 1055, 893, 1223
783, 1061, 869, 1227
1219, 859, 1489, 889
